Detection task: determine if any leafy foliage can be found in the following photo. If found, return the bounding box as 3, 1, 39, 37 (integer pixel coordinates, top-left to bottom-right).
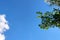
36, 0, 60, 30
45, 0, 60, 6
37, 8, 60, 29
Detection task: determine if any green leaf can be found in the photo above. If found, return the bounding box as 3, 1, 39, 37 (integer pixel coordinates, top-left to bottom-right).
36, 12, 42, 14
37, 16, 41, 18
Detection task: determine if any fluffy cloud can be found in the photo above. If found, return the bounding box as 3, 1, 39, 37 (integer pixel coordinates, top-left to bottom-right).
0, 34, 5, 40
0, 14, 9, 40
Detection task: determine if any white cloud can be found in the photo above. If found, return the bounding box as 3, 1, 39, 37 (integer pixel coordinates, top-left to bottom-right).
0, 34, 5, 40
0, 14, 9, 40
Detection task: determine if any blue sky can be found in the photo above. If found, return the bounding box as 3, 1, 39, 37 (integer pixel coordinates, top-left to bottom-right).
1, 0, 60, 40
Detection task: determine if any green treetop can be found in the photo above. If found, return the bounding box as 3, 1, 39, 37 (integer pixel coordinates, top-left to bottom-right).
45, 0, 60, 6
37, 8, 60, 30
37, 0, 60, 30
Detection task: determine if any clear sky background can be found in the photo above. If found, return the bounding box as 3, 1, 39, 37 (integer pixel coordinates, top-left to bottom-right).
0, 0, 60, 40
